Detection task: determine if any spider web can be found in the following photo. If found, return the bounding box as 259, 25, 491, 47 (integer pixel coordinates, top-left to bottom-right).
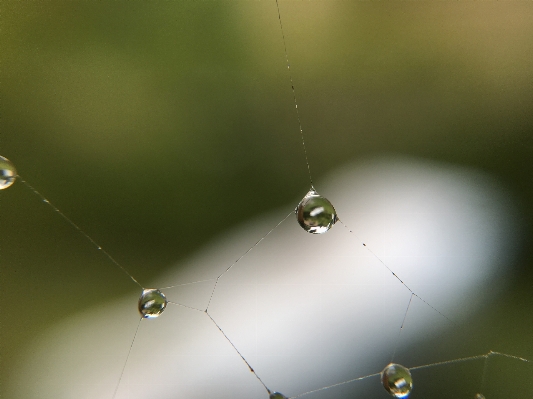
4, 158, 530, 399
1, 1, 532, 399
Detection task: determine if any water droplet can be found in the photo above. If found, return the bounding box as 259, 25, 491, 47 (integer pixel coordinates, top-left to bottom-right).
475, 394, 486, 399
138, 289, 167, 318
295, 189, 337, 234
269, 393, 288, 399
381, 363, 413, 398
0, 156, 17, 190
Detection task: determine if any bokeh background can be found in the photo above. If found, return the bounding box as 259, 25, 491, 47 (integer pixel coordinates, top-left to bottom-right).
1, 1, 532, 398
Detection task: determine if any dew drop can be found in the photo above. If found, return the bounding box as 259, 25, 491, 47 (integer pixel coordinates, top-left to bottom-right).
269, 392, 288, 399
295, 189, 337, 234
138, 288, 167, 318
0, 156, 17, 190
475, 394, 486, 399
381, 363, 413, 398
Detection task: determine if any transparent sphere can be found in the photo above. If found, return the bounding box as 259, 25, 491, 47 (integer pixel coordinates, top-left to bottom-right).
0, 156, 17, 190
269, 392, 288, 399
295, 189, 337, 234
475, 394, 486, 399
381, 363, 413, 398
138, 289, 167, 318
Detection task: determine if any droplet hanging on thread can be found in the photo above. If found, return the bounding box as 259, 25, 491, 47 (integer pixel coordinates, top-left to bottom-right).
381, 363, 413, 398
295, 188, 337, 234
269, 392, 288, 399
0, 156, 17, 189
138, 288, 167, 318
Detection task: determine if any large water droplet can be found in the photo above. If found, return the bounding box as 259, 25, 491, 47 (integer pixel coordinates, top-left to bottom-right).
269, 392, 288, 399
295, 189, 337, 234
0, 156, 17, 190
138, 289, 167, 318
381, 363, 413, 398
475, 394, 486, 399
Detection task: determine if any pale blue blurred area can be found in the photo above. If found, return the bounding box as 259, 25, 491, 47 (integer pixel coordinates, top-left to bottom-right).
1, 1, 532, 398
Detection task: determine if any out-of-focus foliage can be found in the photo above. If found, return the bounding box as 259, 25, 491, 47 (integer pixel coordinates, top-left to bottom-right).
1, 2, 532, 398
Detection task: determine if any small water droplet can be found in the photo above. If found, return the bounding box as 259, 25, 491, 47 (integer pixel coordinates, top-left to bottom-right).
295, 189, 337, 234
138, 289, 167, 318
0, 156, 17, 190
475, 394, 486, 399
381, 363, 413, 398
269, 393, 288, 399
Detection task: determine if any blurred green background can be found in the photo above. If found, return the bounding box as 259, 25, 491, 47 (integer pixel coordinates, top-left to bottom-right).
1, 1, 532, 398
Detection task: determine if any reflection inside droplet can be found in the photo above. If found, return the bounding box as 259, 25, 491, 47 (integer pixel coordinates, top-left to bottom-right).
138, 289, 167, 318
0, 156, 17, 190
381, 363, 413, 398
295, 189, 337, 234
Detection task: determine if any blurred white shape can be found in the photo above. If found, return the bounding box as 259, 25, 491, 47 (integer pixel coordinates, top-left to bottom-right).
10, 157, 520, 399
